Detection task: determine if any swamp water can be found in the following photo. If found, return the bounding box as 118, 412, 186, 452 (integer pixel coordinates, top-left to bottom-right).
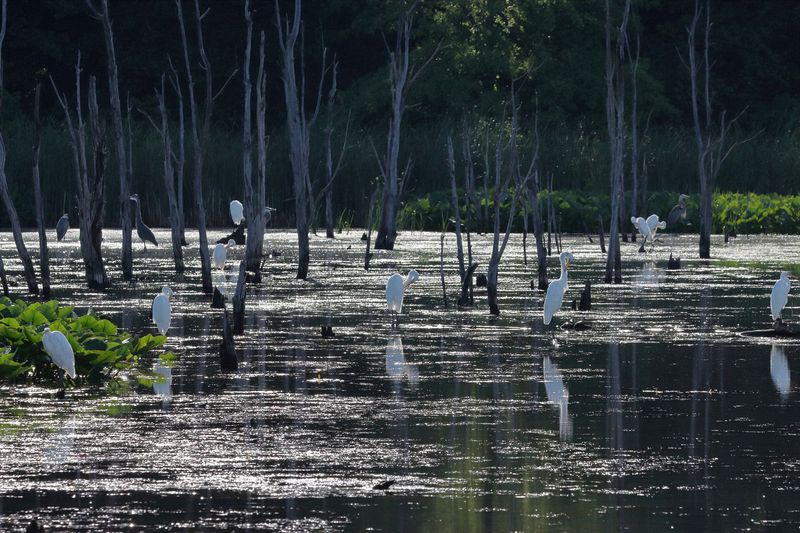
1, 230, 799, 531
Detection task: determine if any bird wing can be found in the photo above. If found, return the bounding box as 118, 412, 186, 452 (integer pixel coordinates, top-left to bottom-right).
770, 279, 790, 320
543, 279, 565, 325
44, 330, 76, 378
646, 215, 660, 232
152, 294, 172, 332
386, 274, 405, 312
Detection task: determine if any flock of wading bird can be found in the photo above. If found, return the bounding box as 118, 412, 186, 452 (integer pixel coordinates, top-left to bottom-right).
38, 192, 795, 395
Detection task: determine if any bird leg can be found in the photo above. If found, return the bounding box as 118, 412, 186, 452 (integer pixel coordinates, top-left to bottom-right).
57, 370, 66, 400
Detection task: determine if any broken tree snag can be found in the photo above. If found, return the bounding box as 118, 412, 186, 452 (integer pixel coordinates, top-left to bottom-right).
276, 0, 328, 280
232, 261, 247, 335
32, 74, 51, 298
211, 286, 226, 309
447, 136, 466, 288
86, 0, 133, 282
318, 59, 349, 240
219, 309, 238, 371
243, 4, 268, 282
374, 1, 442, 250
439, 233, 448, 309
219, 221, 246, 245
364, 182, 379, 270
459, 263, 479, 307
0, 256, 7, 295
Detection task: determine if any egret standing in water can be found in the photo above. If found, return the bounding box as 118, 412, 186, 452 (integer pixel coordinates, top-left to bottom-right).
129, 194, 158, 250
56, 214, 70, 241
667, 194, 689, 228
230, 200, 244, 226
42, 327, 76, 397
543, 251, 574, 327
386, 270, 419, 328
212, 239, 235, 270
771, 271, 792, 327
152, 287, 174, 336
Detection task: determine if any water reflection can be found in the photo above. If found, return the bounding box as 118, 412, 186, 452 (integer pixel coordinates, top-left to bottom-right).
152, 363, 173, 400
770, 344, 790, 401
42, 420, 76, 466
385, 335, 419, 390
542, 356, 572, 441
633, 261, 664, 289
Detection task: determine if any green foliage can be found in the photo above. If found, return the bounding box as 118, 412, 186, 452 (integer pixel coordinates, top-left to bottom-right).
399, 190, 800, 234
0, 298, 169, 388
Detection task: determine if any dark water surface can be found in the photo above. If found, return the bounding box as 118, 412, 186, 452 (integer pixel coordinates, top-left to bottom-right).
1, 230, 799, 531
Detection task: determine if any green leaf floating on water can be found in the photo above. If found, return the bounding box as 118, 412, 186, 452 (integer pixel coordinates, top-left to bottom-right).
0, 298, 172, 392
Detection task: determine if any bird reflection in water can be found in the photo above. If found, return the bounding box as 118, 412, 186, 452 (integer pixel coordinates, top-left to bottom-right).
543, 356, 572, 441
152, 363, 173, 401
385, 336, 419, 390
770, 344, 791, 402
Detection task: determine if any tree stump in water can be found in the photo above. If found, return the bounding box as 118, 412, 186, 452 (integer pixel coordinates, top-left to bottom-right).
578, 280, 592, 311
211, 287, 226, 309
667, 253, 681, 270
219, 309, 238, 371
218, 221, 246, 245
232, 261, 247, 335
476, 273, 487, 288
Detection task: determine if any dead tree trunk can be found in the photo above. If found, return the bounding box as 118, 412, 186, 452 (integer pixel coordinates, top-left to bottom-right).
141, 76, 185, 273
51, 64, 109, 290
232, 260, 246, 335
32, 75, 50, 298
374, 2, 441, 250
687, 0, 745, 259
318, 60, 349, 240
276, 0, 328, 280
177, 0, 235, 293
487, 118, 529, 316
603, 0, 630, 284
0, 2, 38, 295
86, 0, 133, 282
364, 182, 379, 270
167, 59, 187, 246
446, 136, 466, 286
629, 31, 641, 242
243, 3, 268, 282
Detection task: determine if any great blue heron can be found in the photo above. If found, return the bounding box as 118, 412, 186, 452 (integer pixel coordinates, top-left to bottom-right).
667, 194, 689, 227
543, 251, 574, 326
152, 286, 174, 336
263, 206, 276, 224
385, 270, 419, 328
56, 214, 70, 241
129, 194, 158, 250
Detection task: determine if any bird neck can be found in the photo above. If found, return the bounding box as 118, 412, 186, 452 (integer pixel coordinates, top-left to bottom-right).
558, 261, 568, 281
134, 200, 143, 223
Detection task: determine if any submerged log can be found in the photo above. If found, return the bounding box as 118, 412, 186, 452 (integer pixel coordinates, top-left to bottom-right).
740, 327, 800, 338
219, 309, 238, 371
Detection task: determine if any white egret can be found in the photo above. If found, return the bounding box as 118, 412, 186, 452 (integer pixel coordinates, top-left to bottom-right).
646, 214, 667, 240
56, 214, 70, 241
543, 251, 574, 326
42, 327, 76, 395
129, 194, 158, 250
230, 200, 244, 226
152, 286, 174, 336
771, 271, 791, 325
667, 194, 689, 227
543, 356, 572, 441
770, 344, 790, 401
385, 270, 419, 328
212, 239, 235, 270
630, 216, 653, 244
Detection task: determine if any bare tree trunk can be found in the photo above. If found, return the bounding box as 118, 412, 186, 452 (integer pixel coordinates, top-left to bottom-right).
629, 31, 641, 242
177, 0, 233, 293
243, 3, 268, 282
604, 0, 630, 284
32, 76, 50, 298
0, 256, 8, 295
87, 0, 132, 281
51, 65, 109, 290
276, 0, 328, 280
319, 61, 348, 240
168, 60, 187, 246
364, 183, 379, 270
447, 136, 466, 283
439, 233, 448, 308
375, 2, 441, 250
232, 261, 247, 335
0, 140, 38, 294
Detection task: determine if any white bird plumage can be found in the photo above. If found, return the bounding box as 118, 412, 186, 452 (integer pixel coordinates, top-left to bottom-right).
646, 214, 667, 240
631, 216, 653, 243
386, 270, 419, 327
230, 200, 244, 226
771, 271, 791, 322
543, 251, 574, 326
42, 327, 76, 379
212, 239, 235, 270
152, 286, 174, 336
